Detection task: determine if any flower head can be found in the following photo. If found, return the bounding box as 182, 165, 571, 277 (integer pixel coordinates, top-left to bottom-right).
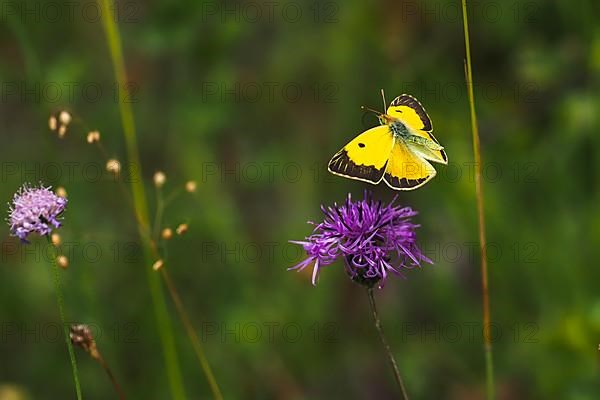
290, 192, 431, 288
7, 184, 67, 242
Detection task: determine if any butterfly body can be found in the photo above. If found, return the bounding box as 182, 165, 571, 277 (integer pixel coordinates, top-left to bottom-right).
389, 122, 444, 151
328, 93, 448, 191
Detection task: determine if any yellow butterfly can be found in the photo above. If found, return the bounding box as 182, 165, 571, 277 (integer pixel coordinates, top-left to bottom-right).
328, 91, 448, 190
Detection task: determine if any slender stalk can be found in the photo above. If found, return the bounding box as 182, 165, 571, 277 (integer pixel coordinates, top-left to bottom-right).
367, 288, 408, 400
96, 142, 138, 222
47, 238, 83, 400
152, 188, 165, 241
97, 1, 187, 398
160, 268, 224, 400
71, 323, 126, 399
460, 2, 494, 399
69, 117, 138, 224
163, 188, 184, 208
96, 353, 126, 400
149, 191, 223, 399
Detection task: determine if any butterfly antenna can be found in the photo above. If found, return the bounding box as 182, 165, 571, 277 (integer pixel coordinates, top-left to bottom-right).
380, 88, 387, 110
361, 105, 383, 116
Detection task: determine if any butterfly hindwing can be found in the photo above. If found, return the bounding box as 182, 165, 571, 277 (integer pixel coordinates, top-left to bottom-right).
406, 137, 448, 164
328, 125, 395, 184
383, 140, 436, 190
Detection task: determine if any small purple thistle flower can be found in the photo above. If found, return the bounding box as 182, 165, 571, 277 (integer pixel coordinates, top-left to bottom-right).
7, 183, 67, 242
290, 192, 431, 288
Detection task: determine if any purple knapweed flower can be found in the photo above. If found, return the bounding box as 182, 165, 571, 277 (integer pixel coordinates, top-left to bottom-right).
7, 183, 67, 242
290, 192, 431, 288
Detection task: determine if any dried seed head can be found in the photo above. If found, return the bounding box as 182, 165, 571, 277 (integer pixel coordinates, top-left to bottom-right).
153, 171, 166, 188
161, 228, 173, 240
176, 223, 188, 235
58, 125, 67, 138
152, 259, 164, 271
57, 255, 69, 269
49, 115, 58, 131
185, 180, 197, 193
70, 324, 100, 360
51, 233, 62, 246
106, 159, 121, 175
87, 130, 100, 144
59, 111, 72, 125
55, 186, 67, 198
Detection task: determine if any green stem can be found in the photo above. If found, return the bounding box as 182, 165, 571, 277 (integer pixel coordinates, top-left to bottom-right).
152, 188, 165, 241
150, 188, 223, 399
97, 1, 187, 398
47, 237, 83, 400
460, 1, 495, 399
367, 288, 409, 400
161, 268, 224, 400
163, 188, 184, 209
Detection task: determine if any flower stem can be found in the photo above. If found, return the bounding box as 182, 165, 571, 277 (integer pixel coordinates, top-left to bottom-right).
96, 353, 126, 400
460, 1, 495, 399
97, 1, 187, 398
367, 288, 409, 400
152, 187, 165, 241
47, 238, 83, 400
160, 268, 224, 400
149, 187, 222, 399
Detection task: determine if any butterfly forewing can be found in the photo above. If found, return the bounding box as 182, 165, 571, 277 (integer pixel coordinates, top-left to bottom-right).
388, 94, 448, 164
387, 94, 433, 131
328, 125, 395, 184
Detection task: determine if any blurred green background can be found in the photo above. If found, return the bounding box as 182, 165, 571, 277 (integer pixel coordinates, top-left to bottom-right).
1, 0, 599, 398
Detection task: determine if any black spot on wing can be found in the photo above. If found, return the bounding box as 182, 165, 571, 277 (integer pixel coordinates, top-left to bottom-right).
384, 173, 429, 189
390, 94, 433, 131
358, 143, 365, 148
328, 149, 386, 184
